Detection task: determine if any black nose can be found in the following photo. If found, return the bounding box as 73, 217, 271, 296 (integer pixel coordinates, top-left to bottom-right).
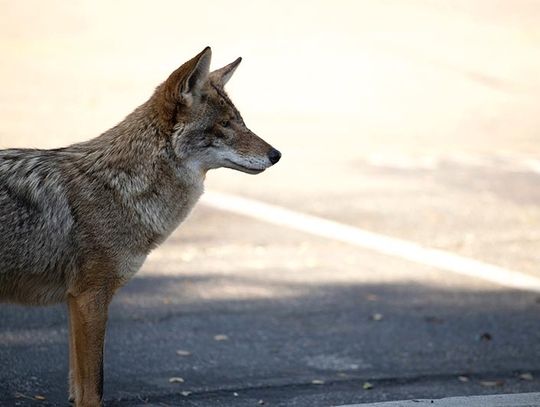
268, 148, 281, 165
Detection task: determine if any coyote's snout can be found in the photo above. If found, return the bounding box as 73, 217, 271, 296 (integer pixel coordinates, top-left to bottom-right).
0, 47, 280, 406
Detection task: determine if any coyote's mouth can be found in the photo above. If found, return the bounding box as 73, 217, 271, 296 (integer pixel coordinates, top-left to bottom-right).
224, 159, 266, 174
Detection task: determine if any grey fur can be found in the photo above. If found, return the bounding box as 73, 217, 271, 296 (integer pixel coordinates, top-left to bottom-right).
0, 148, 77, 304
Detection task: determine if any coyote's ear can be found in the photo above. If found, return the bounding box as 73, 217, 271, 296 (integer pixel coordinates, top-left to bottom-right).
161, 47, 211, 109
155, 47, 211, 130
177, 47, 212, 105
209, 57, 242, 87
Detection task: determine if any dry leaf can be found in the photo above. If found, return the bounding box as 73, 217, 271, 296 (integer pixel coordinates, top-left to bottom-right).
214, 334, 229, 341
258, 400, 265, 405
181, 391, 192, 396
34, 395, 46, 401
363, 382, 374, 390
479, 332, 492, 341
371, 313, 383, 321
366, 294, 378, 301
458, 376, 469, 383
176, 350, 191, 356
311, 379, 325, 385
169, 377, 184, 383
480, 380, 504, 387
519, 373, 533, 381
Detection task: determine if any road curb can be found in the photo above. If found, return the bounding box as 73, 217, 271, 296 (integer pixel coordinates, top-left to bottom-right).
337, 392, 540, 406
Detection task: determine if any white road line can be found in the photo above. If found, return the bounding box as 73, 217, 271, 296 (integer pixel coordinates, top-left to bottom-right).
201, 191, 540, 293
524, 159, 540, 174
337, 392, 540, 407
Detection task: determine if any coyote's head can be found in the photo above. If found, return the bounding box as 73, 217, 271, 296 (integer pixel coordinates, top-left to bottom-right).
153, 47, 281, 175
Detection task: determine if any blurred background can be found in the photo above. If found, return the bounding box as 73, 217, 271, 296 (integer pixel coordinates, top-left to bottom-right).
1, 1, 540, 406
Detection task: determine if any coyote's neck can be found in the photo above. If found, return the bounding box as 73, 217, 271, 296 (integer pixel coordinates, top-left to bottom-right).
71, 103, 205, 243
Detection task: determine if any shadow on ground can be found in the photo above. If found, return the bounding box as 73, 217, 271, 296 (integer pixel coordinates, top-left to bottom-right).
1, 273, 540, 406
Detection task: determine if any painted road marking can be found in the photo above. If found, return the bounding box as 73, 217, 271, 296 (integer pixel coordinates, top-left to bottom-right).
201, 191, 540, 293
337, 391, 540, 407
524, 159, 540, 174
364, 153, 540, 174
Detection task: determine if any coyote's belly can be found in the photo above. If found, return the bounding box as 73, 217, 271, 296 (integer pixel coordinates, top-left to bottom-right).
0, 207, 75, 305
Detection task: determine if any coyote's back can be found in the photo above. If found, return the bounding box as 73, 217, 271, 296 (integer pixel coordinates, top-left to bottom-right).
0, 149, 77, 304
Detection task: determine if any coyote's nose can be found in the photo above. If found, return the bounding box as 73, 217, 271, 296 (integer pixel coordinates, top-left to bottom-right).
268, 148, 281, 165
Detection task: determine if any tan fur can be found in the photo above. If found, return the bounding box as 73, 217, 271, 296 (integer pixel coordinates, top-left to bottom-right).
0, 47, 281, 406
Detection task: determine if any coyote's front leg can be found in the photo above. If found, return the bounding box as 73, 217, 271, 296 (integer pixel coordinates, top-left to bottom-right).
68, 289, 113, 407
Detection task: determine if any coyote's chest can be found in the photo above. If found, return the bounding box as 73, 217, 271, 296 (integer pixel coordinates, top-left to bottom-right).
116, 253, 148, 282
131, 178, 204, 243
113, 178, 203, 282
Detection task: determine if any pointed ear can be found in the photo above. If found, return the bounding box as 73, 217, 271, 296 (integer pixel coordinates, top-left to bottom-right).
209, 57, 242, 87
161, 47, 211, 108
178, 47, 212, 103
153, 47, 212, 131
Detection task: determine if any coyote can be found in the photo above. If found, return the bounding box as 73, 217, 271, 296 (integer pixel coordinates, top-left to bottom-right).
0, 47, 280, 406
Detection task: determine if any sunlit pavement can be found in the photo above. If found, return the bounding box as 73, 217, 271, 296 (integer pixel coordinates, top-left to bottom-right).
341, 392, 540, 407
1, 1, 540, 406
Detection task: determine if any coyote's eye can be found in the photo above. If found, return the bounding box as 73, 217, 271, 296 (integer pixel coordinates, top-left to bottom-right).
219, 99, 226, 107
220, 120, 229, 127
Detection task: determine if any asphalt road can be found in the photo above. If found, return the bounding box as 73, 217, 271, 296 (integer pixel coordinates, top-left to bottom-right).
1, 1, 540, 406
1, 202, 540, 406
